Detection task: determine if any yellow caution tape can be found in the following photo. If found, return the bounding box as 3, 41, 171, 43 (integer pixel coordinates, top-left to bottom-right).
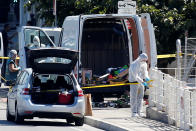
157, 53, 183, 59
157, 54, 176, 59
82, 80, 153, 89
0, 57, 20, 59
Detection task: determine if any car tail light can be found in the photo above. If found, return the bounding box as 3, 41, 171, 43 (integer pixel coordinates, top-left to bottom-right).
22, 88, 30, 95
73, 113, 81, 114
78, 90, 84, 97
24, 111, 33, 114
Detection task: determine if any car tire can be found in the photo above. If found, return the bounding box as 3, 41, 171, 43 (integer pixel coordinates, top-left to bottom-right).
15, 104, 24, 123
6, 103, 14, 121
66, 118, 74, 124
75, 117, 84, 126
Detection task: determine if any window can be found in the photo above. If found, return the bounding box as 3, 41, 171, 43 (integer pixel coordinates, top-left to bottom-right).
40, 31, 53, 47
17, 71, 29, 85
21, 72, 29, 85
16, 71, 24, 85
61, 17, 79, 50
24, 28, 54, 49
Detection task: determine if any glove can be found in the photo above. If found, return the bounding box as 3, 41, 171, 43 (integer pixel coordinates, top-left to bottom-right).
17, 67, 21, 71
142, 82, 148, 86
145, 78, 150, 82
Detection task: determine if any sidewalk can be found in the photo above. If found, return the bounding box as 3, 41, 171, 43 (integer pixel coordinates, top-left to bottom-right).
0, 98, 181, 131
0, 88, 181, 131
84, 107, 181, 131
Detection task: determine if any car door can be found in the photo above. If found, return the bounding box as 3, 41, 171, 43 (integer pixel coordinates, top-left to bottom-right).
8, 71, 24, 114
8, 70, 30, 114
18, 26, 55, 70
0, 33, 4, 76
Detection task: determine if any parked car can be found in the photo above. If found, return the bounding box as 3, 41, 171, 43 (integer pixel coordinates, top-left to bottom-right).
6, 48, 85, 126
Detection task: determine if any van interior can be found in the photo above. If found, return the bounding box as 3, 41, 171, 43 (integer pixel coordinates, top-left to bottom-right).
81, 18, 130, 76
31, 74, 75, 105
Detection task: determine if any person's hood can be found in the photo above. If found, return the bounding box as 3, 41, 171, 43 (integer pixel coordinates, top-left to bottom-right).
137, 53, 148, 62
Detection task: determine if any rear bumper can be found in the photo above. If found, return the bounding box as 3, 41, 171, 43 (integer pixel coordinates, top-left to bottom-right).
30, 112, 75, 119
17, 96, 85, 118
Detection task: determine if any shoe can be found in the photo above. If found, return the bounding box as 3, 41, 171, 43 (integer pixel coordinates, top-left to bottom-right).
131, 113, 138, 117
138, 112, 145, 117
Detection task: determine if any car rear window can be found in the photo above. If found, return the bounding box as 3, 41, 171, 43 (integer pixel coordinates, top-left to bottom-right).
34, 57, 72, 64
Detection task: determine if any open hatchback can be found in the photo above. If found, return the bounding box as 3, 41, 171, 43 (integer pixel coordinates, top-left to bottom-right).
27, 48, 79, 105
7, 47, 85, 126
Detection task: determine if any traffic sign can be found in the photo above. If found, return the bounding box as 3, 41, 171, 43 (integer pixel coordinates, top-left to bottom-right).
118, 1, 136, 14
118, 1, 136, 9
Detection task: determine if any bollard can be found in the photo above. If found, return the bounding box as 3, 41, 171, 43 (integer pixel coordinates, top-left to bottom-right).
84, 94, 93, 116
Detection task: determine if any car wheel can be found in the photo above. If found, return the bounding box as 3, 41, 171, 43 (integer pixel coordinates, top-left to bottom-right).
75, 117, 84, 126
6, 103, 14, 121
66, 118, 74, 124
15, 104, 24, 123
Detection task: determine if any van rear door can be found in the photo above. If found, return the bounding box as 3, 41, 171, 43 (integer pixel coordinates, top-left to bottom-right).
0, 32, 4, 73
61, 16, 80, 50
140, 13, 157, 68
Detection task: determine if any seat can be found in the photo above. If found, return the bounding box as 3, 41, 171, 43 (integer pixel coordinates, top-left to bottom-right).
56, 76, 69, 89
33, 77, 41, 87
46, 80, 54, 89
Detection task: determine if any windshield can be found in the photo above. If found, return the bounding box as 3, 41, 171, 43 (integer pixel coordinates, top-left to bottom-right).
24, 28, 54, 49
36, 74, 73, 84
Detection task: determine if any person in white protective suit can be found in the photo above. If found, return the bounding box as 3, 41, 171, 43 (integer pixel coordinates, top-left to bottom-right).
26, 36, 40, 49
129, 53, 150, 117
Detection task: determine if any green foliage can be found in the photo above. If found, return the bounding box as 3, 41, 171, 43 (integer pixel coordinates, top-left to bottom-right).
25, 0, 196, 59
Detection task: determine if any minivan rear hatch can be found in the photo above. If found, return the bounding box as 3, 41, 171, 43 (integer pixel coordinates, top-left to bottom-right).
27, 48, 78, 74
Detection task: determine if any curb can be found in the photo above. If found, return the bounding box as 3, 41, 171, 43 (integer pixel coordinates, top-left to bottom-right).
84, 116, 133, 131
146, 107, 175, 126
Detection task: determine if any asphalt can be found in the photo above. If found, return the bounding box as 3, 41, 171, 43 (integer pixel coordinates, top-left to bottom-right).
0, 87, 181, 131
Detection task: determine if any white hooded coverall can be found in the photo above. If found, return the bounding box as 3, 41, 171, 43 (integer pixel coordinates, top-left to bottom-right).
129, 53, 149, 115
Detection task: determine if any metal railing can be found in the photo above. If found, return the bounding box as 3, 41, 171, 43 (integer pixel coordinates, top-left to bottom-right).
159, 67, 196, 87
149, 68, 196, 130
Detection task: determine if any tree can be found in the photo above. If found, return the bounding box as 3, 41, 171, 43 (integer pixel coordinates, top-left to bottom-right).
25, 0, 196, 63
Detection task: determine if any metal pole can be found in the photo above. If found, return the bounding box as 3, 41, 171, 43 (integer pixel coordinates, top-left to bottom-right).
176, 39, 182, 80
55, 14, 57, 27
19, 0, 24, 26
53, 0, 57, 27
184, 31, 188, 81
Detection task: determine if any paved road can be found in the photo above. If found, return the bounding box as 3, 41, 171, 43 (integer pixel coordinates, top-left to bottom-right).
0, 109, 103, 131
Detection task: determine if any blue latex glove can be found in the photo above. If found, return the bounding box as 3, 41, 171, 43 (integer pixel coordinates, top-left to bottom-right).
145, 78, 150, 82
17, 67, 21, 71
142, 82, 148, 86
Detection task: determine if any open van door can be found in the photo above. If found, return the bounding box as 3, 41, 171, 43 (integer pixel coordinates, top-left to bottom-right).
18, 26, 55, 69
0, 32, 4, 72
0, 33, 4, 69
0, 33, 4, 85
140, 13, 157, 68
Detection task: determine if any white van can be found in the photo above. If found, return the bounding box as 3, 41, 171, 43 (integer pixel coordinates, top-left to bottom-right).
0, 32, 4, 86
60, 14, 157, 101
